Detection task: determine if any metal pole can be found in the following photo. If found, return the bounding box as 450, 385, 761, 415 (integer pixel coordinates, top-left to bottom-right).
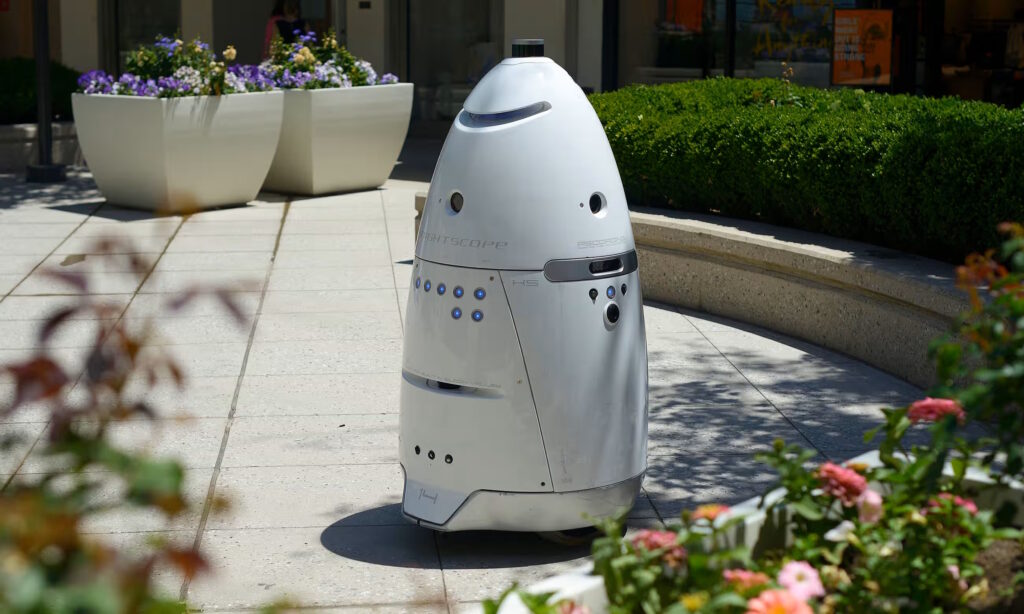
27, 0, 66, 183
725, 0, 736, 78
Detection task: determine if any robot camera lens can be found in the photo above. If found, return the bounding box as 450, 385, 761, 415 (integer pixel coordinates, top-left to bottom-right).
621, 283, 627, 295
474, 288, 486, 300
424, 280, 431, 292
453, 286, 464, 298
606, 286, 615, 299
471, 310, 483, 322
451, 307, 462, 319
589, 288, 598, 302
437, 283, 446, 295
589, 193, 604, 215
428, 450, 436, 460
450, 191, 464, 213
414, 445, 421, 455
605, 302, 620, 325
445, 454, 453, 464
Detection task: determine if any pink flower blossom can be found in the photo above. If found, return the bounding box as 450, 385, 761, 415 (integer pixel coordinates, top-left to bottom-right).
724, 568, 771, 591
929, 492, 978, 515
947, 564, 969, 593
817, 462, 867, 506
631, 529, 686, 567
857, 488, 884, 523
557, 602, 590, 614
777, 561, 825, 602
746, 589, 814, 614
692, 504, 730, 522
908, 397, 965, 424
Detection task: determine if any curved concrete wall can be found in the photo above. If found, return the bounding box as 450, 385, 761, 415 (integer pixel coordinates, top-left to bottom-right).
631, 208, 968, 388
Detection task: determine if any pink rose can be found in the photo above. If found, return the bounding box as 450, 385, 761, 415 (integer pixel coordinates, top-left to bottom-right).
817, 462, 867, 506
908, 397, 965, 424
856, 488, 884, 524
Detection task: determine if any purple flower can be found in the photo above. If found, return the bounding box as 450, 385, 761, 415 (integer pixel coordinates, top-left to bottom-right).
355, 59, 377, 85
228, 64, 276, 91
379, 73, 399, 84
297, 30, 318, 45
78, 69, 114, 94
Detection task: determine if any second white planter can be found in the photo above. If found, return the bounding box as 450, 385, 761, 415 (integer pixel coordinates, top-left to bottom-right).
262, 83, 414, 195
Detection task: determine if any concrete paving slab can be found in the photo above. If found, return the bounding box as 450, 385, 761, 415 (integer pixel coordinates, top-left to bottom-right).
164, 234, 278, 253
244, 339, 402, 375
273, 248, 393, 268
266, 266, 394, 291
176, 220, 282, 236
259, 289, 399, 315
283, 219, 388, 235
254, 312, 403, 343
276, 233, 391, 252
189, 525, 445, 609
139, 270, 265, 294
222, 414, 398, 467
125, 292, 261, 319
0, 294, 131, 320
209, 464, 405, 529
155, 251, 273, 271
235, 373, 400, 416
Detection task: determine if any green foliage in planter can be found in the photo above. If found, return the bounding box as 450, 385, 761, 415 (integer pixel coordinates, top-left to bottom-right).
0, 57, 80, 124
588, 78, 1024, 262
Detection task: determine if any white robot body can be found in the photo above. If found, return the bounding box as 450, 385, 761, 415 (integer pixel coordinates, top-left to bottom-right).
400, 51, 648, 532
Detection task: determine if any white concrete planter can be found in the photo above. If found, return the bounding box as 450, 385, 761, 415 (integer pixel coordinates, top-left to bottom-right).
487, 450, 1024, 613
262, 83, 413, 195
72, 91, 284, 211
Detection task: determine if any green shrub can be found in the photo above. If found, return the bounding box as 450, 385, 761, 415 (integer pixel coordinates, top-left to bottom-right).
0, 57, 80, 124
589, 78, 1024, 261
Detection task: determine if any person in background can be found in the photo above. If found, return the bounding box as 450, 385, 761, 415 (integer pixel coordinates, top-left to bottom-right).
264, 0, 308, 57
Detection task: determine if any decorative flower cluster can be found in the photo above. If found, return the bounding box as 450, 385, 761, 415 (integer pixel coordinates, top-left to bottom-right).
79, 32, 400, 98
262, 29, 398, 90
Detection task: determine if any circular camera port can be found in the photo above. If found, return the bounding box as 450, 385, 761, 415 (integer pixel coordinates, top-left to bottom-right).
604, 302, 620, 326
589, 192, 604, 215
450, 191, 464, 213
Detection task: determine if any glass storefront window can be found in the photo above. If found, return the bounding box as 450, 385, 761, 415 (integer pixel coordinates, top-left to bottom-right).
619, 0, 727, 86
117, 0, 181, 71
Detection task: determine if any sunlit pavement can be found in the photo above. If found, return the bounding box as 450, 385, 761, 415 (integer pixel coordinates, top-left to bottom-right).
0, 169, 922, 612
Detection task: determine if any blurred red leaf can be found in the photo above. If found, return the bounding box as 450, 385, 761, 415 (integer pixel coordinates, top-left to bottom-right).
165, 547, 209, 580
3, 357, 69, 412
38, 306, 79, 343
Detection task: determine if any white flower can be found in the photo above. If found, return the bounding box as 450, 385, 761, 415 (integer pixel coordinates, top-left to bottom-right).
823, 520, 855, 542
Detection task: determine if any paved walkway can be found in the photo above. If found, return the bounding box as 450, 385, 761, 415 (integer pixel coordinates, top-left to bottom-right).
0, 170, 922, 612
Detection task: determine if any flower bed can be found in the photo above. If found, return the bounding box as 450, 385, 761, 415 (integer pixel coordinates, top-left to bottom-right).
486, 226, 1024, 614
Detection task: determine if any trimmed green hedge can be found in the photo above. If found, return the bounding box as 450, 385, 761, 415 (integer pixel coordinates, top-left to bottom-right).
589, 78, 1024, 261
0, 57, 80, 125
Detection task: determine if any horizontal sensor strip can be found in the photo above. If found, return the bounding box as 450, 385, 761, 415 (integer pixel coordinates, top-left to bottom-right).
459, 101, 551, 128
543, 250, 638, 282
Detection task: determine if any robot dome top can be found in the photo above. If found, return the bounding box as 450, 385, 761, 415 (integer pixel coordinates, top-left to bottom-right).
416, 51, 636, 271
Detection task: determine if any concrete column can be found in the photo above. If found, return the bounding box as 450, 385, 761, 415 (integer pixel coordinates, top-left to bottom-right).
576, 0, 602, 91
505, 0, 567, 67
59, 0, 98, 72
181, 0, 214, 42
345, 0, 388, 71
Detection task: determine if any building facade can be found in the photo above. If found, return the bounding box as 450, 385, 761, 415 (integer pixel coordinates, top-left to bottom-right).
3, 0, 1023, 127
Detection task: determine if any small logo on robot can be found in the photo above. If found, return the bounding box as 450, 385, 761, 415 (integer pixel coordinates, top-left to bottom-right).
512, 280, 538, 287
577, 236, 626, 249
422, 232, 508, 250
418, 488, 438, 504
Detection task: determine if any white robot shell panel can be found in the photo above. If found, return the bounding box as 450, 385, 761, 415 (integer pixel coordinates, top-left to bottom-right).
416, 58, 635, 271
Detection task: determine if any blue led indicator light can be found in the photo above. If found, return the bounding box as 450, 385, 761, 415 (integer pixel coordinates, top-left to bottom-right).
415, 277, 421, 289
453, 286, 464, 298
437, 283, 446, 295
471, 310, 483, 322
606, 286, 615, 299
424, 280, 432, 292
451, 307, 462, 319
474, 288, 486, 300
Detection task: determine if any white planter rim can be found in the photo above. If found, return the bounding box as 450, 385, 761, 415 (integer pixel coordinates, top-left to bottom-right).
74, 91, 283, 101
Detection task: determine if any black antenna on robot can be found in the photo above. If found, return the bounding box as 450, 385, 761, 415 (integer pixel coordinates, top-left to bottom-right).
511, 38, 545, 58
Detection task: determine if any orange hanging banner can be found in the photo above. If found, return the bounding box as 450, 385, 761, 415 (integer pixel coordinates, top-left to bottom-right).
832, 9, 893, 86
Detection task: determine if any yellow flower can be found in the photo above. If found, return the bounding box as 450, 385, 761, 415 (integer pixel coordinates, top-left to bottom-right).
908, 510, 927, 525
295, 46, 316, 66
680, 591, 708, 611
223, 45, 237, 61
